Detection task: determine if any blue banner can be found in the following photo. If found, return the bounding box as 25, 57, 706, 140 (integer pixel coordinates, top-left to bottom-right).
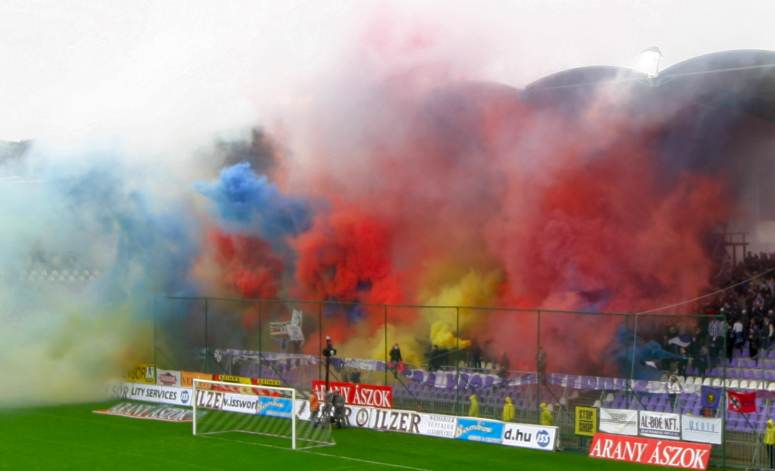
256, 396, 293, 418
455, 418, 504, 444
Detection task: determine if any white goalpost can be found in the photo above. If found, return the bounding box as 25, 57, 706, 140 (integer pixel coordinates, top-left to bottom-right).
192, 378, 334, 450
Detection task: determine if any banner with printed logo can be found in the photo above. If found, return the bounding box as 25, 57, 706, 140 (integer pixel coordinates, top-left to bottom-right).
256, 396, 293, 418
311, 381, 393, 408
156, 369, 181, 387
93, 402, 195, 423
502, 423, 558, 451
118, 382, 192, 407
681, 415, 722, 445
181, 371, 212, 388
455, 417, 504, 444
599, 408, 638, 436
639, 411, 681, 439
589, 432, 711, 470
126, 364, 156, 384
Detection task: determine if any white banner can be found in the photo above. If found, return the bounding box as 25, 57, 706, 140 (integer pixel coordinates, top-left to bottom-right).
222, 393, 259, 414
502, 423, 558, 451
118, 382, 192, 407
639, 411, 681, 439
156, 369, 181, 387
681, 415, 723, 445
418, 413, 457, 439
599, 408, 638, 436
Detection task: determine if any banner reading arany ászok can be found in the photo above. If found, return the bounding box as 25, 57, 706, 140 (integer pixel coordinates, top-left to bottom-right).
681, 415, 722, 445
599, 408, 638, 436
589, 432, 711, 470
502, 423, 558, 451
311, 381, 393, 408
639, 411, 681, 439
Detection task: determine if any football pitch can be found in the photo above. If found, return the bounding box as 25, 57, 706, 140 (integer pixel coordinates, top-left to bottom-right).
0, 402, 656, 470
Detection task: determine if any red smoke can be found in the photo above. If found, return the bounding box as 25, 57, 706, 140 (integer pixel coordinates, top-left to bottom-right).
210, 229, 284, 300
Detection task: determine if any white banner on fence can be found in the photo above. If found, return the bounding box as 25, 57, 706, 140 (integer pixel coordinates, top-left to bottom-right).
418, 413, 457, 439
502, 423, 558, 451
639, 411, 681, 439
681, 415, 723, 445
599, 408, 638, 436
156, 369, 181, 387
117, 382, 192, 407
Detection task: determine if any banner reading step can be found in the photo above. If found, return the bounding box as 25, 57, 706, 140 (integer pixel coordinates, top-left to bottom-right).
599, 408, 638, 436
589, 433, 711, 470
502, 423, 558, 451
639, 411, 681, 439
311, 381, 393, 408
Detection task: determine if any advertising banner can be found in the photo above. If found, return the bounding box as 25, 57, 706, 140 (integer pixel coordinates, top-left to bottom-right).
118, 382, 192, 407
502, 423, 558, 451
253, 378, 282, 387
575, 406, 598, 436
256, 396, 293, 418
418, 413, 457, 439
681, 415, 723, 445
455, 417, 504, 444
599, 408, 638, 436
589, 432, 711, 470
311, 381, 393, 408
195, 389, 225, 410
639, 411, 681, 439
181, 371, 212, 388
93, 402, 195, 423
156, 369, 181, 387
126, 364, 156, 384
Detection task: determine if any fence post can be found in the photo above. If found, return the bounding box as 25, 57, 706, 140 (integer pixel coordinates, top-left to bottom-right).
203, 298, 209, 373
456, 306, 461, 415
318, 302, 323, 381
152, 298, 157, 373
537, 310, 542, 423
384, 305, 388, 386
257, 299, 263, 379
629, 313, 639, 405
722, 316, 727, 471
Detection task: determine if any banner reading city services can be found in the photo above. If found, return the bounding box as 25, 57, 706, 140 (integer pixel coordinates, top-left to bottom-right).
639, 411, 681, 439
455, 417, 504, 444
589, 432, 711, 470
502, 423, 558, 451
599, 408, 638, 436
118, 382, 192, 407
311, 381, 393, 408
681, 415, 723, 445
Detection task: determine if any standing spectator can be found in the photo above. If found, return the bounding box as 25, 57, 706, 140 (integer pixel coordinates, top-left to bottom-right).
470, 340, 483, 369
388, 343, 404, 376
539, 403, 554, 426
429, 345, 440, 371
502, 397, 515, 422
766, 419, 775, 469
468, 394, 480, 417
537, 349, 547, 386
749, 324, 761, 359
498, 353, 511, 384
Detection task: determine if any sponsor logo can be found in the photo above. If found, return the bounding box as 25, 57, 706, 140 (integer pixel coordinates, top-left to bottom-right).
93, 402, 195, 423
502, 423, 558, 451
639, 411, 681, 439
181, 371, 212, 388
681, 416, 722, 445
196, 390, 225, 410
599, 408, 638, 436
419, 414, 457, 439
180, 390, 190, 405
157, 370, 181, 387
215, 374, 251, 384
126, 364, 156, 384
589, 432, 711, 470
256, 396, 293, 418
311, 381, 393, 408
253, 378, 282, 387
456, 418, 504, 444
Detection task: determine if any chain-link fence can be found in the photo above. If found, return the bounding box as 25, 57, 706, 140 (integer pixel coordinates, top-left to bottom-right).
149, 296, 775, 468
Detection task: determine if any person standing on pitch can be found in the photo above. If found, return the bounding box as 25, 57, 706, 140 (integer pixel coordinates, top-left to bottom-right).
322, 336, 337, 391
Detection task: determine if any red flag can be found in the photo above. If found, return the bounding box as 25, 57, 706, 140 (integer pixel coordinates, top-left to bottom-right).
728, 390, 756, 413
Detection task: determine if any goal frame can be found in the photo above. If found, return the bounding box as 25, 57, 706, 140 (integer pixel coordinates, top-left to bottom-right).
192, 378, 297, 450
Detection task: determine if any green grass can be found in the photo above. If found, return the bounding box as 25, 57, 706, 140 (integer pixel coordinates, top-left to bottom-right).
0, 402, 656, 470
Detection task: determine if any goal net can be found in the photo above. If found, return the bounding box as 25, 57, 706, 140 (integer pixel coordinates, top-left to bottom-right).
192, 379, 334, 450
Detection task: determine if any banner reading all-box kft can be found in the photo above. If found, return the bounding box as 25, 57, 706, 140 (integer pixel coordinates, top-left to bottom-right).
599, 408, 638, 436
681, 415, 723, 445
639, 411, 681, 439
589, 432, 711, 470
502, 423, 558, 451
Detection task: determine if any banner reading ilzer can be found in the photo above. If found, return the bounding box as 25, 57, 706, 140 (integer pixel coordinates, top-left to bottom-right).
575, 406, 598, 436
311, 381, 393, 408
589, 432, 711, 470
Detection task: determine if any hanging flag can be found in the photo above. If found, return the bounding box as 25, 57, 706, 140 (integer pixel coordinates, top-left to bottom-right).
701, 386, 721, 409
727, 390, 756, 413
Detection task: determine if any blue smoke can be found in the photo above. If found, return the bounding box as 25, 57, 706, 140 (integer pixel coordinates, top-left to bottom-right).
611, 326, 685, 380
195, 162, 312, 245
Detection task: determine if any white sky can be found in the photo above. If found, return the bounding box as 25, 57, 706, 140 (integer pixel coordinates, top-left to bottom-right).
2, 0, 774, 143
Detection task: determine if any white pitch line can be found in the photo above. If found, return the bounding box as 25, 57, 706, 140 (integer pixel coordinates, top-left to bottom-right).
201, 435, 434, 471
